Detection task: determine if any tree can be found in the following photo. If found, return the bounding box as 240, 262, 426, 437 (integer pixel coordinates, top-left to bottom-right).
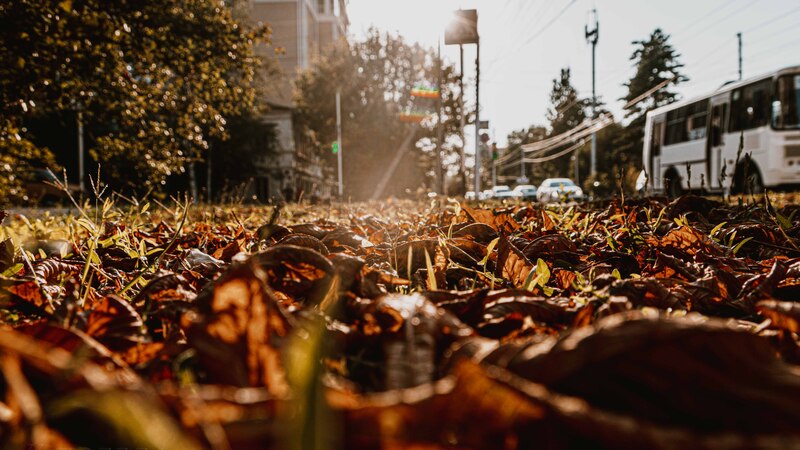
539, 68, 590, 178
0, 0, 269, 198
617, 28, 688, 176
499, 125, 546, 184
546, 68, 589, 136
294, 29, 463, 199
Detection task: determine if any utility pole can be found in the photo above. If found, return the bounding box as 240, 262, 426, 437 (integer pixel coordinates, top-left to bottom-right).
445, 9, 479, 195
206, 146, 212, 202
491, 144, 497, 187
574, 153, 579, 185
474, 39, 481, 196
76, 108, 85, 194
459, 45, 466, 194
737, 32, 743, 80
336, 89, 343, 197
436, 40, 445, 195
585, 8, 599, 179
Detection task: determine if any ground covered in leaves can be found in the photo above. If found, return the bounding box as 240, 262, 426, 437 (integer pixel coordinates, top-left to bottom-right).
2, 195, 800, 449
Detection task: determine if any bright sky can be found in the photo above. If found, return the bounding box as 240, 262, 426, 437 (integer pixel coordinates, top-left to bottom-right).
347, 0, 800, 148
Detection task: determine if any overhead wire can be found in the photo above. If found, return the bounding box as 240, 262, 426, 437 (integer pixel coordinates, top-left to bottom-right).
485, 0, 578, 71
743, 3, 800, 33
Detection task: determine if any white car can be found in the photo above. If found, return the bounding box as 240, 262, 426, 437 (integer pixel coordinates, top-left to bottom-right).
491, 185, 517, 199
537, 178, 584, 203
479, 189, 494, 200
512, 184, 537, 200
465, 191, 477, 200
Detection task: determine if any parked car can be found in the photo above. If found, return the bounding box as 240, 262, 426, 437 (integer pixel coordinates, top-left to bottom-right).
465, 191, 477, 200
479, 189, 494, 200
537, 178, 584, 203
22, 168, 79, 204
512, 184, 538, 200
492, 185, 517, 199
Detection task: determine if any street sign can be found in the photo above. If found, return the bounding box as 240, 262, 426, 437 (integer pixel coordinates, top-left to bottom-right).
332, 141, 339, 154
479, 120, 489, 129
445, 10, 478, 45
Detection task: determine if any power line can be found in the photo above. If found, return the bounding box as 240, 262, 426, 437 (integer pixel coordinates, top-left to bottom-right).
748, 21, 800, 45
520, 0, 578, 48
485, 0, 578, 70
680, 0, 764, 42
676, 0, 740, 35
744, 3, 800, 33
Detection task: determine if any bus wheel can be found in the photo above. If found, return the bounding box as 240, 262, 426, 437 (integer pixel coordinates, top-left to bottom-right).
666, 174, 682, 198
732, 164, 764, 195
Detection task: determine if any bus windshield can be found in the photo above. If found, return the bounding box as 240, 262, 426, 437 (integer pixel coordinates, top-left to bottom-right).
775, 74, 800, 129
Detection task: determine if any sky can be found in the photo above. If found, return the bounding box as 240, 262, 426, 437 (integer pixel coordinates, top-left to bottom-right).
346, 0, 800, 148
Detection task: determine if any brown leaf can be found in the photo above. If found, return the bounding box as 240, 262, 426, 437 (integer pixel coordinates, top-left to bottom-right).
330, 360, 545, 449
494, 236, 534, 288
252, 244, 336, 306
0, 238, 14, 272
758, 300, 800, 333
451, 223, 497, 245
462, 204, 520, 233
186, 261, 292, 395
6, 280, 51, 310
501, 312, 800, 433
658, 226, 724, 257
85, 295, 147, 350
276, 233, 330, 255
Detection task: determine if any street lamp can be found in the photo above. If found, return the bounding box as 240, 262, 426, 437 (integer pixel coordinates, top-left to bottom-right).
445, 10, 479, 196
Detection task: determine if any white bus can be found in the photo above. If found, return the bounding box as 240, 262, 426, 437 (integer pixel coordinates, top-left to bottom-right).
642, 66, 800, 196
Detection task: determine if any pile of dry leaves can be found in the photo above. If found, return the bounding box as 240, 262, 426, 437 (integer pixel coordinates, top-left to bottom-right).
1, 196, 800, 449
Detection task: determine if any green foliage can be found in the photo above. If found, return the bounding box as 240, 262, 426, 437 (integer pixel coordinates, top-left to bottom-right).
0, 0, 269, 194
547, 68, 590, 136
294, 29, 463, 199
618, 28, 688, 172
0, 118, 58, 205
621, 29, 688, 122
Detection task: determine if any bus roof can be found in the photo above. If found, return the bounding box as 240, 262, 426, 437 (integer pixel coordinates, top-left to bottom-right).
646, 65, 800, 119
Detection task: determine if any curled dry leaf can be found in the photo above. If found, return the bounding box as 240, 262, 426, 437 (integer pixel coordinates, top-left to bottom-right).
185, 260, 292, 395
84, 295, 148, 350
757, 300, 800, 333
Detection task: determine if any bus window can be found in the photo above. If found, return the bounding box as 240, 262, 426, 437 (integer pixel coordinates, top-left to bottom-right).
651, 122, 663, 156
686, 100, 708, 140
775, 74, 800, 129
665, 107, 686, 145
730, 79, 771, 132
664, 100, 707, 145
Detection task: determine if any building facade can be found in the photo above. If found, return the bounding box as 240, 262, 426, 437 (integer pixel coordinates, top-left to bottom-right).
248, 0, 348, 201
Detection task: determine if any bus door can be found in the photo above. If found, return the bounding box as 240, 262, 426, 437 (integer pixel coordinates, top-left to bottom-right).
650, 120, 664, 190
707, 100, 728, 190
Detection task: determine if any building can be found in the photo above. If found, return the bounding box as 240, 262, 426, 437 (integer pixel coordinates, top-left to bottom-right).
248, 0, 348, 201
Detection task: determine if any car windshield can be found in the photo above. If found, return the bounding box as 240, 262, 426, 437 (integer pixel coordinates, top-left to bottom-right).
774, 74, 800, 129
549, 180, 574, 187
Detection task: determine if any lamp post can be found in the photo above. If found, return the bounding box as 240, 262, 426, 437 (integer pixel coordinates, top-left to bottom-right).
446, 9, 479, 196
76, 107, 85, 194
335, 89, 343, 197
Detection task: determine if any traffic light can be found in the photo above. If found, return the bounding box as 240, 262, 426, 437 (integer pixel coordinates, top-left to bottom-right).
332, 141, 339, 154
492, 143, 498, 161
